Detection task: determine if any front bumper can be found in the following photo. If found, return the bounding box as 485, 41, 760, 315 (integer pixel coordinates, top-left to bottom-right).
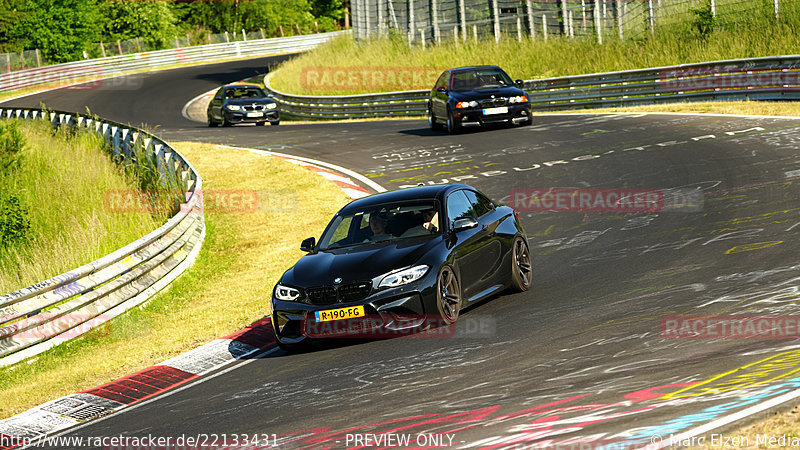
271, 277, 438, 345
224, 109, 279, 124
453, 103, 531, 127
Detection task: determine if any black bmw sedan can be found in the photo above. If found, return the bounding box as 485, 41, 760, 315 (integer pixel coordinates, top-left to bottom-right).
207, 83, 279, 127
428, 65, 532, 134
270, 184, 532, 351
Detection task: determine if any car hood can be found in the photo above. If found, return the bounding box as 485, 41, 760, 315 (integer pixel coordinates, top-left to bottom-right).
281, 237, 441, 287
225, 98, 274, 105
449, 86, 526, 100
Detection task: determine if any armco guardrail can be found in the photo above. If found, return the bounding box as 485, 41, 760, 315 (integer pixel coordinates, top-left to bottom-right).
0, 108, 204, 368
0, 31, 345, 93
264, 55, 800, 119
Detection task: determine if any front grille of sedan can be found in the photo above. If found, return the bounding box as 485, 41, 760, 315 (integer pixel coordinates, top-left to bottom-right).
305, 282, 372, 306
243, 104, 266, 111
479, 98, 508, 108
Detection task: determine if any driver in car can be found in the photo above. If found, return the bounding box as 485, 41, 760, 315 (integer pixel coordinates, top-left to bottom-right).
364, 211, 391, 242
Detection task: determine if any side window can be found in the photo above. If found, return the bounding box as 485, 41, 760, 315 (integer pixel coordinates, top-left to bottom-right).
435, 72, 449, 90
446, 190, 475, 230
214, 88, 224, 99
463, 190, 494, 218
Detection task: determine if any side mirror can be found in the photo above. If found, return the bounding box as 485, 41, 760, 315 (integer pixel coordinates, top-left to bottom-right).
515, 79, 524, 88
436, 87, 448, 93
300, 237, 316, 252
452, 217, 478, 232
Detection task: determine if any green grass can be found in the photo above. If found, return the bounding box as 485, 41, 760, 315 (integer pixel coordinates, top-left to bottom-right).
270, 0, 800, 95
0, 120, 168, 294
0, 142, 349, 419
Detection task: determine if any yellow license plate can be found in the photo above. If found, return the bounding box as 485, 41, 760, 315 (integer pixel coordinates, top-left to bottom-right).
314, 305, 365, 322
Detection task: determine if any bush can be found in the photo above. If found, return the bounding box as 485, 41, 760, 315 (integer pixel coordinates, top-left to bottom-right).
0, 191, 31, 247
0, 121, 25, 171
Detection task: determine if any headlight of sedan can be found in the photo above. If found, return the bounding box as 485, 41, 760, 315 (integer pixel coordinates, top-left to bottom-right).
379, 265, 429, 288
456, 101, 479, 109
274, 284, 301, 301
508, 96, 529, 104
266, 103, 278, 109
226, 104, 241, 111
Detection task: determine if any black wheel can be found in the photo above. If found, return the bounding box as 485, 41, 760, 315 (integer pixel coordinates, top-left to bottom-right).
446, 108, 459, 135
222, 116, 232, 127
207, 115, 218, 127
256, 121, 266, 126
436, 265, 461, 324
271, 120, 280, 126
428, 106, 441, 131
510, 236, 532, 292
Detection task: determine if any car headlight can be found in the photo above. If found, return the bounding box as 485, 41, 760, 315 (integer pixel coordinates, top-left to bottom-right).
226, 104, 241, 111
378, 265, 429, 288
456, 101, 479, 109
274, 284, 301, 301
508, 96, 529, 104
266, 103, 277, 109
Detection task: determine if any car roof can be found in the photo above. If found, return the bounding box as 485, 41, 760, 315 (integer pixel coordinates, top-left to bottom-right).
449, 65, 503, 73
342, 184, 476, 211
223, 84, 263, 90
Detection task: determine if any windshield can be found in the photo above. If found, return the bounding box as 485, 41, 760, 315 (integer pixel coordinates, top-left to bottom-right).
318, 201, 441, 250
224, 86, 268, 99
450, 68, 514, 91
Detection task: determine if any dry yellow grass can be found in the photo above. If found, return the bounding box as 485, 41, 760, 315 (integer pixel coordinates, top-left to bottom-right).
564, 101, 800, 117
0, 142, 349, 419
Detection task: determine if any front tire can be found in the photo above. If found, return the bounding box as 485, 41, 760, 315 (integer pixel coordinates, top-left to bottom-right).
435, 265, 462, 324
207, 115, 218, 127
510, 236, 532, 292
271, 120, 280, 126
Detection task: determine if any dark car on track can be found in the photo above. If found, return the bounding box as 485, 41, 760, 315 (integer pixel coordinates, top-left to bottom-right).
428, 65, 532, 134
270, 184, 532, 351
207, 84, 279, 127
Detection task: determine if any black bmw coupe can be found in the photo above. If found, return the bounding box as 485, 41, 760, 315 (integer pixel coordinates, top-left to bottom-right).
428, 65, 532, 134
207, 83, 279, 127
270, 184, 532, 351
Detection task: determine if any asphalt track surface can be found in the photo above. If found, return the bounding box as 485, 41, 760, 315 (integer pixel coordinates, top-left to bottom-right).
6, 55, 800, 449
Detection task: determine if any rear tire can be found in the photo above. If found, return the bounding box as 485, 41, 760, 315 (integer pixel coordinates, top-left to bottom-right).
510, 236, 532, 292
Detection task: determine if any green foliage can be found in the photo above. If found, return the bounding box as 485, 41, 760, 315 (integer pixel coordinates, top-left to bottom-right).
0, 0, 345, 62
0, 190, 30, 248
0, 121, 24, 171
172, 0, 319, 35
13, 0, 102, 63
690, 0, 716, 39
101, 1, 177, 50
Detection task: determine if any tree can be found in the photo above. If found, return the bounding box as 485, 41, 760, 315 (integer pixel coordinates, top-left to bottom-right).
101, 1, 178, 49
14, 0, 102, 63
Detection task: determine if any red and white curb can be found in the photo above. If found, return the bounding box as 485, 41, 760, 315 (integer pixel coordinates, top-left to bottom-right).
0, 318, 275, 449
0, 151, 383, 449
218, 144, 387, 197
